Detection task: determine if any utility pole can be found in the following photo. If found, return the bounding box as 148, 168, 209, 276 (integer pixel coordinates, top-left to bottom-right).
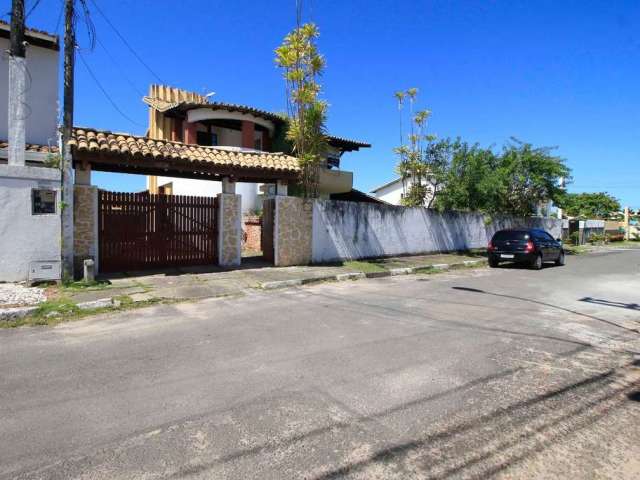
8, 0, 26, 167
61, 0, 75, 278
557, 177, 565, 219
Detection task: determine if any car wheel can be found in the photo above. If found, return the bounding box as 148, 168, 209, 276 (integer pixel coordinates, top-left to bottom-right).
532, 254, 543, 270
555, 251, 565, 266
489, 258, 499, 268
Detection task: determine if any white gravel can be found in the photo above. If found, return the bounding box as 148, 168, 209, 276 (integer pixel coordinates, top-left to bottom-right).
0, 283, 46, 307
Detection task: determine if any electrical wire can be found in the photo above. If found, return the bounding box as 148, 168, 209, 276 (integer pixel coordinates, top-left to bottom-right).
95, 35, 145, 97
88, 0, 164, 84
77, 48, 145, 128
53, 0, 64, 33
25, 0, 43, 19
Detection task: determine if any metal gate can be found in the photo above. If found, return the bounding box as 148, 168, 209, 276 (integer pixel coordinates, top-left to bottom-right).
98, 191, 217, 273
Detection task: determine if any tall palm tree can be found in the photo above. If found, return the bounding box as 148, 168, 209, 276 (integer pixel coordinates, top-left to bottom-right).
394, 91, 405, 146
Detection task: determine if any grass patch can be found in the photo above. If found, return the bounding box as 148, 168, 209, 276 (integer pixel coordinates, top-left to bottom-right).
0, 295, 177, 329
342, 260, 387, 273
62, 279, 113, 291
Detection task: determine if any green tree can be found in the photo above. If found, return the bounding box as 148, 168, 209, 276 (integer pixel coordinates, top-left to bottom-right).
435, 139, 571, 216
394, 88, 452, 207
561, 192, 621, 219
495, 139, 571, 216
275, 23, 328, 198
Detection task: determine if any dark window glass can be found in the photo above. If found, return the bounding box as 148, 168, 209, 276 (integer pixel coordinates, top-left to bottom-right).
32, 189, 56, 215
492, 230, 530, 242
196, 132, 218, 146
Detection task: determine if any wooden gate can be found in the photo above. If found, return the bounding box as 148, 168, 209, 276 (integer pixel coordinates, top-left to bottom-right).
98, 191, 217, 273
261, 198, 275, 263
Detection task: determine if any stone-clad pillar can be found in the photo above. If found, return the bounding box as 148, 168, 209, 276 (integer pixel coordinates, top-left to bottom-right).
73, 185, 99, 278
217, 193, 242, 267
274, 196, 313, 267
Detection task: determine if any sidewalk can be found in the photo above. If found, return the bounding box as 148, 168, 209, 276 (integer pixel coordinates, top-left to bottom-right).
64, 251, 488, 305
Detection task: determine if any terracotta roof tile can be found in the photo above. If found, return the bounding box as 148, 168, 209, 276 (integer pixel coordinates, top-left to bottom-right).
69, 128, 300, 173
0, 141, 59, 153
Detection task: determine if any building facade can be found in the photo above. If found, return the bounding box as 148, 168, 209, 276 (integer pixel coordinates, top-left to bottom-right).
0, 22, 61, 282
144, 85, 369, 213
370, 177, 436, 207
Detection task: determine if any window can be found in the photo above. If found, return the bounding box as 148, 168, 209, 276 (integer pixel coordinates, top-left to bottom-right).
196, 131, 218, 146
32, 189, 56, 215
254, 137, 262, 151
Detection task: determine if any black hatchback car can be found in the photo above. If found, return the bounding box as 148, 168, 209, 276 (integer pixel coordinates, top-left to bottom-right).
488, 228, 565, 269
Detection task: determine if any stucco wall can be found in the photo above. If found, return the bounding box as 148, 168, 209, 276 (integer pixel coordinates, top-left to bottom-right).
274, 196, 313, 267
312, 200, 562, 263
0, 165, 61, 281
0, 40, 58, 146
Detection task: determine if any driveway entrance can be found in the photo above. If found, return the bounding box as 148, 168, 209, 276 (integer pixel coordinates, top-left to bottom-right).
98, 190, 217, 273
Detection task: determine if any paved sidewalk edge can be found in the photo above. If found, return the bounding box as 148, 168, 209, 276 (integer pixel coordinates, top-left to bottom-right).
259, 258, 487, 290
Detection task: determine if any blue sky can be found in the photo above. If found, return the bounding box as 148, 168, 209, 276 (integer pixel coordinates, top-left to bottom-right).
19, 0, 640, 207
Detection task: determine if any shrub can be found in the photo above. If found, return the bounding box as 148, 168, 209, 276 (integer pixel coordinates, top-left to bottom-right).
569, 231, 580, 245
587, 233, 605, 244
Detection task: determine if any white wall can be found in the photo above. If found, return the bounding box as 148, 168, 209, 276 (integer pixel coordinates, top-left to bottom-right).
312, 200, 563, 263
0, 165, 61, 281
0, 40, 58, 146
156, 176, 261, 213
372, 180, 404, 205
372, 178, 436, 206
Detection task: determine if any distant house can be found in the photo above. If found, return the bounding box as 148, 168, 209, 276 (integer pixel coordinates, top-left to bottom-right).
144, 85, 370, 213
0, 21, 61, 282
370, 176, 436, 207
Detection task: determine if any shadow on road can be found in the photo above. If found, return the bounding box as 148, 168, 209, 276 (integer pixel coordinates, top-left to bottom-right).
579, 296, 640, 312
452, 287, 640, 334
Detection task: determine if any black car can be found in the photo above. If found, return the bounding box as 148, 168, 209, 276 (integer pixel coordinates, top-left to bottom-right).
488, 228, 565, 269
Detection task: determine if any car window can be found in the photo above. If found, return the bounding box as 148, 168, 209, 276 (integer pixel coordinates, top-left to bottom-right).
543, 232, 555, 242
492, 231, 529, 242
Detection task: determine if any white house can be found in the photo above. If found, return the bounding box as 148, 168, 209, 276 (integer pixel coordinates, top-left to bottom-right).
370, 176, 436, 207
0, 21, 61, 282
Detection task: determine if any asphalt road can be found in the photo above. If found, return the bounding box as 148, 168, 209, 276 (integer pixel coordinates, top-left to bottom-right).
2, 249, 640, 479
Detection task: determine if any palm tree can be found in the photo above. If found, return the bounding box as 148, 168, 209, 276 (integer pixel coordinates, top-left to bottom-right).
394, 91, 405, 146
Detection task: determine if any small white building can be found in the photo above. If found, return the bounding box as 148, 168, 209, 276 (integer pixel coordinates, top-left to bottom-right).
0, 22, 61, 282
370, 176, 436, 207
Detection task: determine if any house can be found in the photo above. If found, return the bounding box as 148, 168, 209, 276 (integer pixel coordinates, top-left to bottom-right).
143, 85, 370, 213
371, 176, 436, 206
0, 22, 61, 282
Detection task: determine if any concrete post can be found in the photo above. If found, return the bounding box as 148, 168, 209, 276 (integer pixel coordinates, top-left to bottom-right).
624, 206, 630, 241
216, 193, 242, 267
222, 177, 236, 194
7, 55, 27, 166
74, 164, 91, 185
276, 179, 288, 196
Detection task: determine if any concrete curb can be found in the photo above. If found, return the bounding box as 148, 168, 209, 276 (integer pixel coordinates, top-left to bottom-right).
258, 259, 488, 290
261, 279, 303, 290
76, 298, 121, 310
0, 305, 38, 321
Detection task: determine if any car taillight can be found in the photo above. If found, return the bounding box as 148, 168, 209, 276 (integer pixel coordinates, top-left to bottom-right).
525, 240, 535, 253
488, 241, 495, 252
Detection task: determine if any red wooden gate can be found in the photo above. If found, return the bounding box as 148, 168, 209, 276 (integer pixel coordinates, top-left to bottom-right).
98, 191, 217, 273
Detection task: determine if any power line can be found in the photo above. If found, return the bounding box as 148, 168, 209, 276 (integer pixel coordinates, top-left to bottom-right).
88, 0, 164, 84
25, 0, 42, 18
95, 35, 145, 97
77, 48, 145, 128
53, 0, 64, 33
